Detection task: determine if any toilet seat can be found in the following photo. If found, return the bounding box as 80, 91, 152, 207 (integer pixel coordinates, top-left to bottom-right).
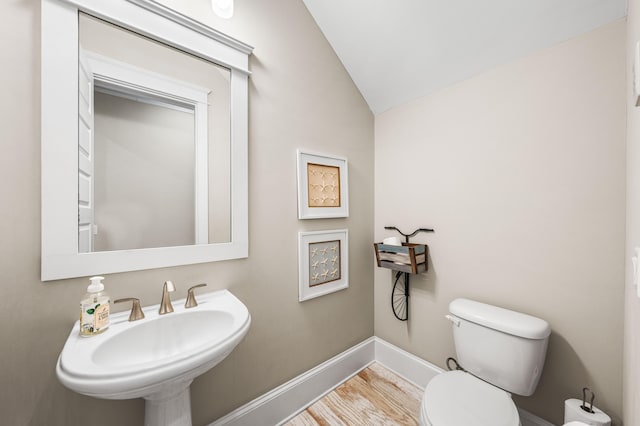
421, 371, 520, 426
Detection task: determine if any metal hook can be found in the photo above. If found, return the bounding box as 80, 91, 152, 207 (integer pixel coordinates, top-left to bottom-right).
581, 387, 595, 414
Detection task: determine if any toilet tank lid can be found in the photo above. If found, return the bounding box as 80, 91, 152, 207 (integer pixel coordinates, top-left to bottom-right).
449, 299, 551, 340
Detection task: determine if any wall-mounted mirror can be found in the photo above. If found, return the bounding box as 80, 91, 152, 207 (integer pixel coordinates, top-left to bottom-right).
42, 0, 252, 280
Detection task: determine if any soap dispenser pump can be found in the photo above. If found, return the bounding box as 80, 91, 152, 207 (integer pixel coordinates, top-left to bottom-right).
79, 276, 110, 337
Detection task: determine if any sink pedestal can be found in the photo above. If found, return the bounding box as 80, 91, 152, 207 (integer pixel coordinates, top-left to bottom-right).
145, 380, 194, 426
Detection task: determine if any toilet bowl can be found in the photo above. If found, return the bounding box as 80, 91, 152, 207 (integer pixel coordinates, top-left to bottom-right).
419, 374, 590, 426
419, 370, 520, 426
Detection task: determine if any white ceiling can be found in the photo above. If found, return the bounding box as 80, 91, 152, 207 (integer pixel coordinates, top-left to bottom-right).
302, 0, 627, 114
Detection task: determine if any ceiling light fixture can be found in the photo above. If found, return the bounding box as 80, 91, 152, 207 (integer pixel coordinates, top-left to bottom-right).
212, 0, 234, 19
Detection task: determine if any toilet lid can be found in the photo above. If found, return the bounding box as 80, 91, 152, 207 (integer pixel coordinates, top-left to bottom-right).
423, 371, 519, 426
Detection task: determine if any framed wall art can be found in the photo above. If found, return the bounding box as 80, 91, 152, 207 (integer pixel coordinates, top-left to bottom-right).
298, 229, 349, 301
297, 150, 348, 219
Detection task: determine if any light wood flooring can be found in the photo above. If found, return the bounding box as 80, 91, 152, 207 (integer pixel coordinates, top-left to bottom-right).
285, 362, 424, 426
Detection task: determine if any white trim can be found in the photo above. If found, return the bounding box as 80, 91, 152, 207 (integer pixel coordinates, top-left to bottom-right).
126, 0, 252, 57
86, 51, 211, 105
209, 338, 376, 426
41, 0, 250, 280
373, 337, 443, 388
518, 408, 557, 426
54, 0, 252, 73
208, 337, 556, 426
94, 86, 194, 113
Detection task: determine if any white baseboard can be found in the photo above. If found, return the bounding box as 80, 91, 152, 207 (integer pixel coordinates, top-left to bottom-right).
209, 337, 376, 426
373, 337, 444, 388
518, 408, 557, 426
210, 336, 556, 426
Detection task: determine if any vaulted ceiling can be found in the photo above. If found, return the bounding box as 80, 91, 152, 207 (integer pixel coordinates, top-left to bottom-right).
302, 0, 627, 114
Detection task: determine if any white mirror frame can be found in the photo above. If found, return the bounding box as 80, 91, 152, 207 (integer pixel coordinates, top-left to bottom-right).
41, 0, 252, 281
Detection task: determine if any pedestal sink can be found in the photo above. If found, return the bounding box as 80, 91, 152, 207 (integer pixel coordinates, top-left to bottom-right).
56, 289, 250, 426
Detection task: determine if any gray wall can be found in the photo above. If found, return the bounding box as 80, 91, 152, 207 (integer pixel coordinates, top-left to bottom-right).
0, 0, 374, 425
374, 20, 626, 425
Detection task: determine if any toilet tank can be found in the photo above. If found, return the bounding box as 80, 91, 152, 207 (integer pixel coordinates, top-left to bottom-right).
448, 298, 551, 396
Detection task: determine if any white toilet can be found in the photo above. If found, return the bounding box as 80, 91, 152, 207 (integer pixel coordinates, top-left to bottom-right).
420, 298, 551, 426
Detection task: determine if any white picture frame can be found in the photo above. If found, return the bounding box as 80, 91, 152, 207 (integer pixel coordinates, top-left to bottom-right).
297, 150, 349, 219
298, 229, 349, 301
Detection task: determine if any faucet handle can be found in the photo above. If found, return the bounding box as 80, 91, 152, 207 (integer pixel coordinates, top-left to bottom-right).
159, 280, 176, 315
185, 283, 207, 308
114, 297, 145, 321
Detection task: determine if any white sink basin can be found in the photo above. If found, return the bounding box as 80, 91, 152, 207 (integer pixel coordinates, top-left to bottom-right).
56, 289, 250, 425
93, 310, 234, 369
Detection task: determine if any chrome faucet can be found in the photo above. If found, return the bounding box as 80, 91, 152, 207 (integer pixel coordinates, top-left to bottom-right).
159, 280, 176, 314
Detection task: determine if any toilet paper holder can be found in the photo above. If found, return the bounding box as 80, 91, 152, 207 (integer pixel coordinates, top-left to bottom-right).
581, 387, 595, 414
565, 387, 611, 426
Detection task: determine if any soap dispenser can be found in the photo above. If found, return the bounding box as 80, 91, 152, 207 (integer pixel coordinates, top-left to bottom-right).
80, 276, 110, 337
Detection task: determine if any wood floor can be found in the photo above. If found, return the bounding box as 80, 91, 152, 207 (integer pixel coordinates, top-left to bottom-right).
284, 362, 424, 426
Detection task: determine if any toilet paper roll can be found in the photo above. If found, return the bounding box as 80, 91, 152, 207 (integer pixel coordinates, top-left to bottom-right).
383, 236, 402, 246
564, 399, 611, 426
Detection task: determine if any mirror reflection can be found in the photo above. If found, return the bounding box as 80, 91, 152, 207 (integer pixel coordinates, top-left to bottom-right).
78, 13, 232, 252
91, 91, 196, 251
